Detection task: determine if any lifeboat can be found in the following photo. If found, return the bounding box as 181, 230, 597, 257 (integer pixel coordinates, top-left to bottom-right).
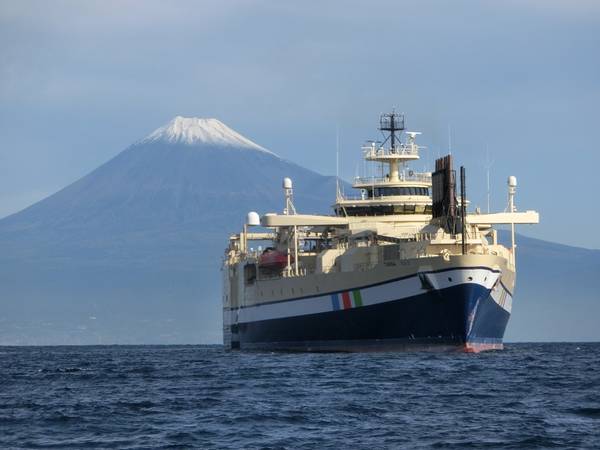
258, 247, 288, 270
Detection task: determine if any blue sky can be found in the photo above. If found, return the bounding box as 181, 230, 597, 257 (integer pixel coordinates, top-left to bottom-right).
1, 0, 599, 248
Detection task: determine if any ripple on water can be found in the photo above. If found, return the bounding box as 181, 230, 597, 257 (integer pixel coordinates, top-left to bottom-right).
1, 343, 599, 448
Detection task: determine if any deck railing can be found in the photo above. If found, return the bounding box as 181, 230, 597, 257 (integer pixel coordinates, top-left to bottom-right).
353, 172, 432, 185
362, 144, 420, 158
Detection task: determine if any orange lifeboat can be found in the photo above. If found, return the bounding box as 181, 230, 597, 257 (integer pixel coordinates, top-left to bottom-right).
258, 247, 288, 270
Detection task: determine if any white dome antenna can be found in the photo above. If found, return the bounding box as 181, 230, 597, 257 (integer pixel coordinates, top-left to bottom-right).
247, 211, 260, 226
282, 177, 296, 215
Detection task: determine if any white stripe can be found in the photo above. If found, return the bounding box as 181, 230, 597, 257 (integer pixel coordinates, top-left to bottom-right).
237, 268, 500, 324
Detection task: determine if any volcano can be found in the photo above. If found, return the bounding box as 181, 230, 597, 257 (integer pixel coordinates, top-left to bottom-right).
0, 117, 341, 344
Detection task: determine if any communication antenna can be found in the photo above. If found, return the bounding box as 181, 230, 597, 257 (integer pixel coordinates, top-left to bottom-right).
507, 176, 517, 264
484, 145, 495, 213
448, 124, 452, 154
336, 125, 340, 200
460, 166, 467, 255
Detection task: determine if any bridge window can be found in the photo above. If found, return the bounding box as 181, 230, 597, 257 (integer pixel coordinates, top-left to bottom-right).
372, 187, 429, 197
337, 205, 427, 216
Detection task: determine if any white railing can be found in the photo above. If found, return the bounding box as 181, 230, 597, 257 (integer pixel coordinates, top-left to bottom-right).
353, 172, 431, 185
353, 176, 388, 184
337, 194, 431, 201
362, 144, 420, 158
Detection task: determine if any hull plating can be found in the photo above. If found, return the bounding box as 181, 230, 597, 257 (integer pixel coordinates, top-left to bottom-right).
234, 282, 510, 353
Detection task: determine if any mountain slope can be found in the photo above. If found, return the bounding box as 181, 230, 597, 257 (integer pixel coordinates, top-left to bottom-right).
0, 117, 342, 344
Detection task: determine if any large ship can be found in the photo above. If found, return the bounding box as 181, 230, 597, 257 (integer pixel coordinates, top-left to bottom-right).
222, 112, 539, 352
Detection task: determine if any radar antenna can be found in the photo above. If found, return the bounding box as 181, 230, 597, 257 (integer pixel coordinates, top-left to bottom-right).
405, 131, 421, 145
379, 110, 405, 153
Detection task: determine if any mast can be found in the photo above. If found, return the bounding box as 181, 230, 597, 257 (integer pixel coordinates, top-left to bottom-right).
508, 176, 517, 267
390, 113, 395, 150
379, 111, 405, 153
460, 166, 466, 255
335, 126, 340, 201
378, 111, 407, 182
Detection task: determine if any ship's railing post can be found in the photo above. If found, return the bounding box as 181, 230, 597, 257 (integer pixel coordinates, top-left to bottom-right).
507, 176, 517, 268
294, 225, 299, 276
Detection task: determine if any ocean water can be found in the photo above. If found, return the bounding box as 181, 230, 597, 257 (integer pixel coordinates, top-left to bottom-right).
1, 344, 599, 449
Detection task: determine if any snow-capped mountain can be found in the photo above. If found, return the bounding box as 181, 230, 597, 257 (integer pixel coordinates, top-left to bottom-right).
0, 117, 342, 344
0, 117, 334, 236
140, 116, 275, 154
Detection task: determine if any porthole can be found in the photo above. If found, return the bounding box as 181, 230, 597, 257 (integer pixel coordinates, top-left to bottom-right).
448, 277, 453, 282
468, 276, 473, 281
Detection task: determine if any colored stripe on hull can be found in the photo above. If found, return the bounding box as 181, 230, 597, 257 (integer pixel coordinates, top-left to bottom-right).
330, 289, 364, 311
330, 294, 340, 311
341, 291, 352, 309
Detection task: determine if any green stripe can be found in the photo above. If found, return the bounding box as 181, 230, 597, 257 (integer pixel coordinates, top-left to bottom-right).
352, 290, 363, 307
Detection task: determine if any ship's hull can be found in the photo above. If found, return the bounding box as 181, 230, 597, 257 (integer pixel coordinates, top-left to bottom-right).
225, 263, 513, 353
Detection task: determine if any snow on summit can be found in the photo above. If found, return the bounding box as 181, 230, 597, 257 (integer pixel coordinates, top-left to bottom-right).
141, 116, 275, 154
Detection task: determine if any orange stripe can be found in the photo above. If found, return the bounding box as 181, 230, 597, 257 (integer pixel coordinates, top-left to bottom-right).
341, 291, 352, 309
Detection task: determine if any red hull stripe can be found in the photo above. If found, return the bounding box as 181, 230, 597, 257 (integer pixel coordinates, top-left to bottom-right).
341, 291, 352, 309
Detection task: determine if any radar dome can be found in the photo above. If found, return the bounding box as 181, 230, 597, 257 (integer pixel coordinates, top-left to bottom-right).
508, 176, 517, 188
246, 211, 260, 226
283, 177, 293, 189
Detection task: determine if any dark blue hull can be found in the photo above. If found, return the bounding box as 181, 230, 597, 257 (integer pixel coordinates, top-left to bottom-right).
236, 284, 510, 352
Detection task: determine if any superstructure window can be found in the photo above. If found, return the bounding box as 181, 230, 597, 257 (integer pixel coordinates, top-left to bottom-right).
372, 187, 429, 197
336, 204, 432, 216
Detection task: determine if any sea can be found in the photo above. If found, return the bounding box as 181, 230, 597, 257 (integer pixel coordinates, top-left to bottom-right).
1, 343, 599, 449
